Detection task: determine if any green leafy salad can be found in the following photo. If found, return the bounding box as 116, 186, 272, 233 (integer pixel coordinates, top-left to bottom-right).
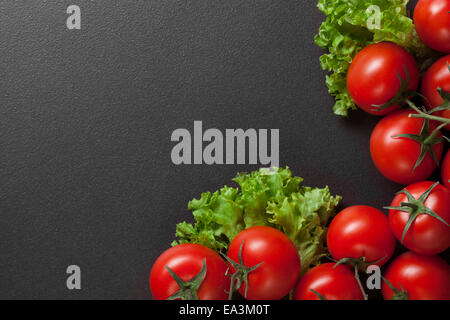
172, 168, 341, 274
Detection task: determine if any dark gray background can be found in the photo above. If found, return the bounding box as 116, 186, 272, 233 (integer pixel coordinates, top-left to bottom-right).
1, 0, 443, 300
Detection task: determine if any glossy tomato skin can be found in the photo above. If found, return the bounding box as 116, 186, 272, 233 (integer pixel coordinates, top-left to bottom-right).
370, 110, 444, 185
293, 263, 364, 300
382, 251, 450, 300
388, 181, 450, 254
227, 226, 300, 300
347, 42, 419, 115
414, 0, 450, 53
421, 55, 450, 130
327, 206, 396, 267
150, 244, 229, 300
442, 150, 450, 188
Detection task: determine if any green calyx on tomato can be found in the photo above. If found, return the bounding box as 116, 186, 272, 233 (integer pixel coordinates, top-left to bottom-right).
408, 94, 450, 126
392, 117, 444, 172
381, 276, 408, 301
411, 62, 450, 125
384, 182, 450, 244
371, 65, 416, 112
165, 259, 207, 300
430, 87, 450, 114
221, 241, 263, 300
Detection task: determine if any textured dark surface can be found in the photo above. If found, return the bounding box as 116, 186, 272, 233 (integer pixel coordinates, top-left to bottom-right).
0, 0, 446, 300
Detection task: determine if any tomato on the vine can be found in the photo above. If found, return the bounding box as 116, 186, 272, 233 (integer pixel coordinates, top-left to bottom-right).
292, 263, 364, 300
225, 226, 300, 300
382, 251, 450, 300
387, 181, 450, 255
414, 0, 450, 53
370, 110, 444, 185
327, 205, 396, 267
421, 55, 450, 130
347, 42, 419, 115
150, 244, 229, 300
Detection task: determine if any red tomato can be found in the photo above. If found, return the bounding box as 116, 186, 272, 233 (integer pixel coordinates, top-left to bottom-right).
150, 244, 229, 300
327, 205, 396, 267
442, 149, 450, 188
226, 226, 300, 300
421, 55, 450, 130
292, 263, 364, 300
382, 251, 450, 300
370, 110, 444, 185
414, 0, 450, 53
347, 42, 419, 115
388, 181, 450, 254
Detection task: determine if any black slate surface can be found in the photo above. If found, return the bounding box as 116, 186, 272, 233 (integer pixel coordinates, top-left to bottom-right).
0, 0, 446, 300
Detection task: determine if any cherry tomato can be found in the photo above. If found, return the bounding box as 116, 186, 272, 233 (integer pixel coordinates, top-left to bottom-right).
292, 263, 364, 300
347, 42, 419, 115
382, 251, 450, 300
327, 205, 396, 267
421, 55, 450, 130
150, 244, 229, 300
414, 0, 450, 53
442, 149, 450, 188
388, 181, 450, 254
226, 226, 300, 300
370, 110, 444, 185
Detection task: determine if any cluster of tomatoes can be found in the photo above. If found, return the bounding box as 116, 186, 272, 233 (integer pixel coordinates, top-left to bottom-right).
150, 195, 449, 300
150, 226, 302, 300
149, 0, 450, 301
324, 0, 450, 300
349, 44, 450, 187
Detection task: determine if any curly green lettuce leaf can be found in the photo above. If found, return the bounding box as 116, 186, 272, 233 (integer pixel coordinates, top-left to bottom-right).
172, 186, 245, 251
267, 186, 341, 274
315, 0, 430, 116
233, 168, 303, 227
173, 167, 342, 274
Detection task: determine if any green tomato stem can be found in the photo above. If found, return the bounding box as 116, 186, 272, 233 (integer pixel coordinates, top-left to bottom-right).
409, 113, 450, 125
